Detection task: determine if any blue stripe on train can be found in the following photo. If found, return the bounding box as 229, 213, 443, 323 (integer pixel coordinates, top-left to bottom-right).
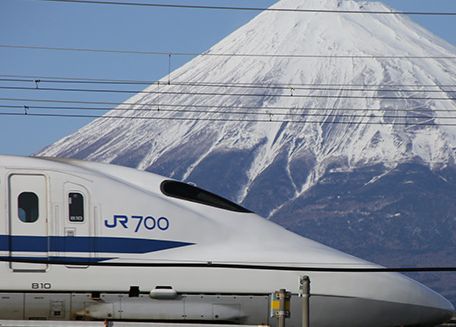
0, 235, 193, 254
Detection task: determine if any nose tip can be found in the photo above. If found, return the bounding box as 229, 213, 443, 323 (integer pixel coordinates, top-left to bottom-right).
353, 271, 454, 326
413, 278, 454, 312
395, 275, 455, 326
421, 292, 454, 325
436, 294, 454, 313
413, 302, 454, 327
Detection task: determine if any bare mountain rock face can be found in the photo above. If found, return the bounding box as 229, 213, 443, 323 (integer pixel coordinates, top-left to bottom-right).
39, 0, 456, 304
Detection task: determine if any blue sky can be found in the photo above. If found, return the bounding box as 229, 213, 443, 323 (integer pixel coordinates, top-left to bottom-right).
0, 0, 455, 156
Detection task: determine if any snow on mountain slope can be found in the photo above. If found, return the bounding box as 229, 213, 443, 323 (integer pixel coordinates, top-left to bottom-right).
40, 0, 456, 213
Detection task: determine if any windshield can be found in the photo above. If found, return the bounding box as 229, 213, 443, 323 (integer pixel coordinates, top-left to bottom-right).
160, 180, 252, 213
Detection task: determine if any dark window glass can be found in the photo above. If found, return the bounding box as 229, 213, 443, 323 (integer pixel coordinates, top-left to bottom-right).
18, 192, 39, 223
69, 193, 84, 222
160, 180, 252, 213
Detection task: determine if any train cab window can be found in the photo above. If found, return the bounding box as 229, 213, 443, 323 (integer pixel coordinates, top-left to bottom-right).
18, 192, 39, 223
160, 180, 252, 213
69, 193, 84, 222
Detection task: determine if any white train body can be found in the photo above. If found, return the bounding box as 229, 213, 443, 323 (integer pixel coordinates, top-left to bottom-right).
0, 155, 453, 326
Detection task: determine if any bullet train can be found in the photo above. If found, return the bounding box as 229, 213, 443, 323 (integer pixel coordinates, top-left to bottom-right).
0, 155, 453, 326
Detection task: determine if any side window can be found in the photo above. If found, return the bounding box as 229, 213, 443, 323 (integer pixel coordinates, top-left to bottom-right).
18, 192, 39, 223
160, 180, 252, 213
69, 193, 84, 222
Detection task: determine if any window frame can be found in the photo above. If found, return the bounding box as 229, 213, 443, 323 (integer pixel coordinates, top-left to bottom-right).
17, 191, 40, 223
68, 192, 85, 223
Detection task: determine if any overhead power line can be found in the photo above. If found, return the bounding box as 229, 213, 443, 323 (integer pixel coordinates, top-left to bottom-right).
2, 85, 456, 101
1, 104, 450, 121
2, 97, 455, 114
35, 0, 456, 16
0, 43, 194, 57
2, 76, 456, 93
1, 44, 456, 60
0, 256, 455, 272
2, 74, 456, 89
0, 109, 454, 126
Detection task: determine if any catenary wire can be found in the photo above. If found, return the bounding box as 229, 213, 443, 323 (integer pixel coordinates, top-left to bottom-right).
2, 74, 456, 89
0, 111, 453, 126
2, 77, 456, 94
0, 256, 455, 272
0, 104, 450, 120
1, 97, 455, 113
33, 0, 456, 16
1, 85, 456, 101
1, 43, 456, 59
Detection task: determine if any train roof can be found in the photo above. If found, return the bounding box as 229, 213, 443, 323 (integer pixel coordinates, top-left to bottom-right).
0, 155, 166, 191
0, 155, 251, 213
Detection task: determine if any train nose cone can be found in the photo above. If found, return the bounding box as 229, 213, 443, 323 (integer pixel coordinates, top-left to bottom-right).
313, 271, 454, 327
364, 272, 455, 326
312, 270, 454, 327
401, 277, 454, 326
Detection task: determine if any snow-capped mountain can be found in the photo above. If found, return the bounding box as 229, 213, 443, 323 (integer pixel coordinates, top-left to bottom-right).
39, 0, 456, 303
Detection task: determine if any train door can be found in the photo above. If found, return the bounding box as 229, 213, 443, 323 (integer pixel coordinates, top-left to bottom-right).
63, 182, 92, 266
9, 174, 48, 271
